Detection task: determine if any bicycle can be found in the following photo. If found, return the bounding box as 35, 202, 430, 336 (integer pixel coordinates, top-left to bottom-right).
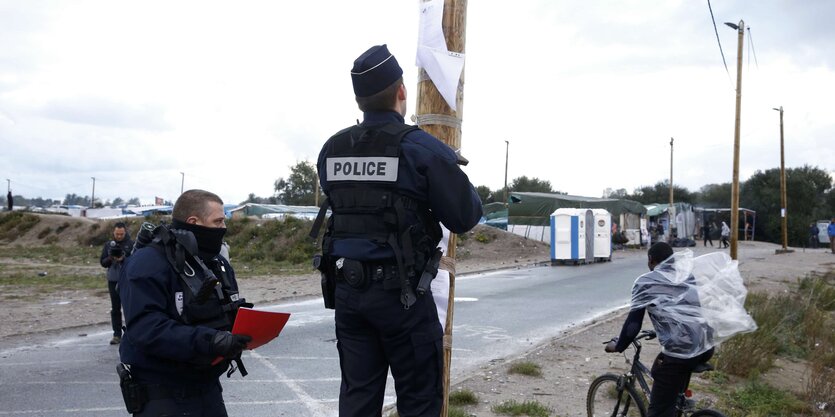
586, 330, 726, 417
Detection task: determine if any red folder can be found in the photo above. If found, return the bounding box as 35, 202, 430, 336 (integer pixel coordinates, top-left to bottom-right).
232, 307, 291, 350
211, 308, 291, 365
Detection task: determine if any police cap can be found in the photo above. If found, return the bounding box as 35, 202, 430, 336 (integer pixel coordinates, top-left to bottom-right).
351, 44, 403, 98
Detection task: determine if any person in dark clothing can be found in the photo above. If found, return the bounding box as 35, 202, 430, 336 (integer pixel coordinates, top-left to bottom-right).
808, 223, 820, 249
119, 190, 251, 417
315, 44, 482, 417
605, 242, 714, 417
702, 222, 713, 247
6, 191, 12, 211
99, 222, 133, 345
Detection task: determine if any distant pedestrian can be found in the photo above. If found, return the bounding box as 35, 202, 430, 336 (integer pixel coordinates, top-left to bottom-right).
702, 223, 713, 247
99, 222, 133, 345
808, 223, 820, 249
720, 221, 730, 248
828, 218, 835, 254
6, 191, 12, 211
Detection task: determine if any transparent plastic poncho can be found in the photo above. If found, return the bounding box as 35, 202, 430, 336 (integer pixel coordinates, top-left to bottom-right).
631, 250, 757, 358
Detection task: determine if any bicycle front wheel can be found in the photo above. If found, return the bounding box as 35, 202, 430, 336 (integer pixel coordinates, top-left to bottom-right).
587, 373, 647, 417
690, 409, 727, 417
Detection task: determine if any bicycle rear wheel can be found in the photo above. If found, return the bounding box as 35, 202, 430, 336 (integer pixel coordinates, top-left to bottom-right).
690, 409, 727, 417
587, 373, 647, 417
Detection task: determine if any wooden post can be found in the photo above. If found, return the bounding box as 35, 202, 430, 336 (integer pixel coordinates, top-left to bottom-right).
415, 1, 467, 416
775, 106, 792, 254
729, 20, 744, 260
669, 137, 674, 240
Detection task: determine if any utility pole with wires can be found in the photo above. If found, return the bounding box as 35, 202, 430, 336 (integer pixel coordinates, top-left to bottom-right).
726, 20, 744, 260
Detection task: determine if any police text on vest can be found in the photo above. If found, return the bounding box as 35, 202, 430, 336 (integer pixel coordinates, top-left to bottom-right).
327, 157, 399, 182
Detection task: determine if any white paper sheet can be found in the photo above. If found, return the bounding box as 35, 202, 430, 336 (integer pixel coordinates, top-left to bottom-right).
416, 0, 465, 111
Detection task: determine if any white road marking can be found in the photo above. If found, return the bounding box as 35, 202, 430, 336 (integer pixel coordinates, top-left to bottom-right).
249, 350, 335, 417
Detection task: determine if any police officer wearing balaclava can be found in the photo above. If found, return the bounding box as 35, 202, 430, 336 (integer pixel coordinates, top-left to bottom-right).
313, 44, 482, 417
118, 189, 251, 416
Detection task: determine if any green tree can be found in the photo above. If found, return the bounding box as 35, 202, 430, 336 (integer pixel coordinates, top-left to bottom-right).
510, 176, 555, 193
112, 197, 125, 207
741, 165, 832, 246
240, 193, 277, 205
694, 183, 732, 208
629, 180, 694, 205
475, 185, 494, 204
63, 193, 89, 206
127, 197, 141, 206
602, 188, 628, 198
274, 161, 324, 206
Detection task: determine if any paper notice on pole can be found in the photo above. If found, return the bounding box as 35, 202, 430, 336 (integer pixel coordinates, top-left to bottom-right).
416, 0, 465, 111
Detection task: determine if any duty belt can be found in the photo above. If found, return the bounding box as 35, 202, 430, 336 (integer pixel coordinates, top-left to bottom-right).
336, 258, 400, 290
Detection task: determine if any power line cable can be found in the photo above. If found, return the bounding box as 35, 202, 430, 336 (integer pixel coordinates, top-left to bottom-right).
747, 26, 759, 70
706, 0, 732, 84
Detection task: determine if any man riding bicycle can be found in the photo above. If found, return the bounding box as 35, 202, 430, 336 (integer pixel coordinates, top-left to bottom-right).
605, 242, 715, 417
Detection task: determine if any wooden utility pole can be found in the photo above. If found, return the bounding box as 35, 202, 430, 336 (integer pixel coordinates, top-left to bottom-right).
504, 140, 509, 205
727, 20, 744, 260
415, 1, 467, 415
774, 106, 792, 254
91, 177, 96, 208
669, 137, 675, 240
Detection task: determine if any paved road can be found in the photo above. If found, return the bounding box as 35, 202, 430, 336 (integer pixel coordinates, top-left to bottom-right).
0, 257, 646, 416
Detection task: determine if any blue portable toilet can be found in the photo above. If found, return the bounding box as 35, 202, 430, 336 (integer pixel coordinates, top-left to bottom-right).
551, 208, 594, 265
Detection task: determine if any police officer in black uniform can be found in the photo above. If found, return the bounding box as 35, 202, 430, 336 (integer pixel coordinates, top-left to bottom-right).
313, 44, 482, 417
118, 189, 251, 417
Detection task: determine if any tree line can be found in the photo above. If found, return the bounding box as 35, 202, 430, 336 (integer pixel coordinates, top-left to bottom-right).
263, 162, 833, 248
1, 194, 145, 208
5, 162, 831, 248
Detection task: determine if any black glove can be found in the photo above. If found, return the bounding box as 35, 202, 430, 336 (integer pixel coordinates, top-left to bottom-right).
211, 331, 252, 358
604, 337, 618, 353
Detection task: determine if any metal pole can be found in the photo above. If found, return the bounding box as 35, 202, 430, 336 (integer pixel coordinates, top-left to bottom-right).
504, 140, 509, 205
5, 179, 9, 194
669, 137, 675, 240
727, 20, 744, 260
91, 177, 96, 208
180, 172, 185, 195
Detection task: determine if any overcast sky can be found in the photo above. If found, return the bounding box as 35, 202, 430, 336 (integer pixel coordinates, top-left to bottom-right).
1, 0, 833, 205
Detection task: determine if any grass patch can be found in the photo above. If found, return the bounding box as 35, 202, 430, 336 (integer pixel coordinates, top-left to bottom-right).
474, 231, 495, 243
508, 361, 543, 377
719, 379, 809, 417
491, 399, 552, 417
55, 222, 71, 234
448, 389, 479, 406
716, 272, 835, 377
0, 212, 41, 241
0, 272, 103, 291
37, 227, 52, 239
447, 406, 470, 417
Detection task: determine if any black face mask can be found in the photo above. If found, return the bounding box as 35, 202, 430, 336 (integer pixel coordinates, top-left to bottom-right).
172, 219, 227, 260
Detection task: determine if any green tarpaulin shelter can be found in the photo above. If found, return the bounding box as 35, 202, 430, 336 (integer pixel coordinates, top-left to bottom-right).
508, 192, 646, 226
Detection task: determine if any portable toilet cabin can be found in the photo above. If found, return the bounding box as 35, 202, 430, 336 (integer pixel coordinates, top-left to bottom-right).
591, 209, 612, 261
551, 208, 594, 265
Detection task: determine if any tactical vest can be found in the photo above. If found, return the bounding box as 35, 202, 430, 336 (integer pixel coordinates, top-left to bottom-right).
147, 224, 250, 375
311, 122, 442, 307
